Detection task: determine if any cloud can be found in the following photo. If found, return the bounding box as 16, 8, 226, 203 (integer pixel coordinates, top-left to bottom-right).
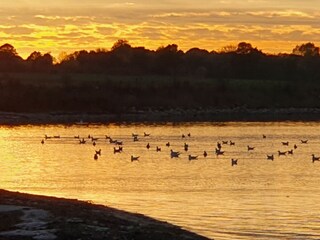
0, 3, 320, 58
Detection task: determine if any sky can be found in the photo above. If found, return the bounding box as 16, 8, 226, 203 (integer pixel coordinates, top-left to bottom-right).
1, 0, 320, 58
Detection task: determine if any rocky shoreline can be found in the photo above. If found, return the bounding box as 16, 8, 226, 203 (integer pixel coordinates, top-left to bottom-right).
1, 108, 320, 125
0, 189, 209, 240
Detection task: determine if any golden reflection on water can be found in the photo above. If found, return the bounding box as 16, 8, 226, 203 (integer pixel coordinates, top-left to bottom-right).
1, 122, 320, 239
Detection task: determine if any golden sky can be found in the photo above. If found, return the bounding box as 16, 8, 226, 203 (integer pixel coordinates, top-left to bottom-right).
1, 0, 320, 58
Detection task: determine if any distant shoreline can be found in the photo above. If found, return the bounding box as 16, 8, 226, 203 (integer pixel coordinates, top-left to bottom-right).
0, 108, 320, 125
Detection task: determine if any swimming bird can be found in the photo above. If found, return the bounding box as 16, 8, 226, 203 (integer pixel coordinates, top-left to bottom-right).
95, 149, 101, 156
44, 134, 52, 140
115, 140, 123, 145
267, 154, 274, 161
229, 141, 235, 146
182, 134, 185, 138
170, 150, 180, 158
217, 142, 222, 150
294, 144, 298, 149
231, 159, 238, 166
133, 136, 139, 142
93, 141, 96, 146
287, 149, 293, 155
247, 145, 255, 151
222, 141, 228, 145
114, 147, 122, 154
262, 134, 266, 139
188, 155, 198, 161
144, 132, 150, 137
215, 148, 224, 156
94, 153, 98, 160
132, 133, 138, 138
131, 155, 140, 162
312, 154, 320, 163
146, 143, 150, 149
74, 135, 80, 139
79, 138, 86, 144
282, 141, 289, 146
41, 139, 44, 144
203, 151, 207, 157
156, 146, 161, 152
278, 150, 286, 156
187, 133, 191, 137
184, 143, 189, 152
166, 142, 170, 147
301, 139, 308, 144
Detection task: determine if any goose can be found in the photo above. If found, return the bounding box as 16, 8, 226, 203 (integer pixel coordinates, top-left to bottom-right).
94, 153, 98, 160
188, 155, 198, 161
109, 138, 117, 144
278, 150, 286, 156
301, 139, 308, 144
144, 132, 150, 137
156, 146, 161, 152
95, 149, 101, 156
93, 141, 96, 146
146, 143, 150, 149
231, 158, 238, 166
203, 151, 208, 157
41, 139, 44, 144
170, 150, 180, 158
215, 148, 224, 156
114, 147, 122, 154
182, 134, 186, 138
282, 141, 289, 146
267, 154, 274, 160
166, 142, 170, 147
217, 142, 222, 150
294, 144, 298, 149
184, 143, 189, 152
312, 154, 320, 163
247, 145, 255, 151
187, 133, 191, 137
131, 155, 140, 162
44, 134, 52, 140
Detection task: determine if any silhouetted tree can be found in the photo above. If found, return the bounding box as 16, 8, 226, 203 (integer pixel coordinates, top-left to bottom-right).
26, 51, 53, 72
292, 42, 319, 57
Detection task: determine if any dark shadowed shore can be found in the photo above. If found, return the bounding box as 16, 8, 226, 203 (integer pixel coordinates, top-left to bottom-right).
0, 189, 210, 240
1, 108, 320, 125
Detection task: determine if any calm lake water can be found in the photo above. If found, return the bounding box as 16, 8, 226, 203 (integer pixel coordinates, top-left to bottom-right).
1, 122, 320, 239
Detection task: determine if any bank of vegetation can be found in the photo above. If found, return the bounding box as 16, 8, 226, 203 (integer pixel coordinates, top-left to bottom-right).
0, 41, 319, 113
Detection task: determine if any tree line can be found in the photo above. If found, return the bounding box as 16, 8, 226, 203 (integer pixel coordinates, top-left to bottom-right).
1, 40, 320, 81
0, 40, 320, 113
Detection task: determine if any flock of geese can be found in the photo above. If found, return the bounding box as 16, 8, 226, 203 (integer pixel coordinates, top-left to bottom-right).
41, 132, 319, 166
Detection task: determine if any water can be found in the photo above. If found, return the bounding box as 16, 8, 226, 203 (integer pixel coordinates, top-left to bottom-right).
1, 122, 320, 239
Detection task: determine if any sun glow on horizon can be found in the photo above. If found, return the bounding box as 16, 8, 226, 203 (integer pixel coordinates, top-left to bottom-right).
1, 1, 320, 58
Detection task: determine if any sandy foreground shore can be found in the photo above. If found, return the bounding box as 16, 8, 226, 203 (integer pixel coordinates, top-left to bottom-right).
1, 108, 320, 125
0, 189, 209, 240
